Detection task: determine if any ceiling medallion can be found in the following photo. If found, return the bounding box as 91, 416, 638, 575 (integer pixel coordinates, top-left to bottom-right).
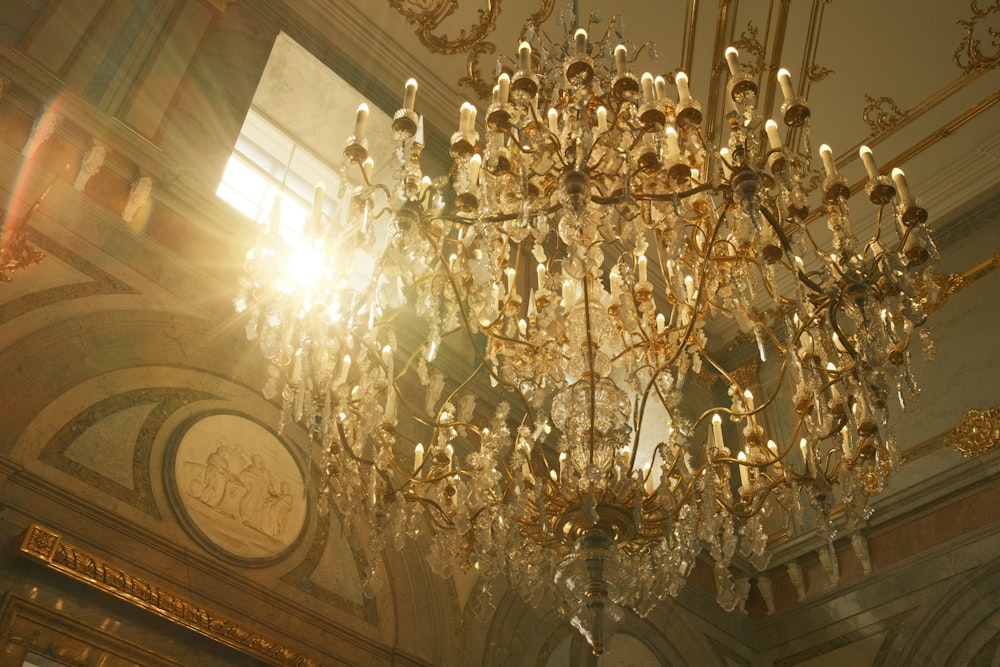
236, 13, 939, 654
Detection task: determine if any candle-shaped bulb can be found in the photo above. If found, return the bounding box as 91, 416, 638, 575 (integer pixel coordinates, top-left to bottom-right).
764, 119, 782, 150
574, 28, 587, 54
656, 313, 666, 334
654, 75, 668, 101
547, 107, 559, 134
637, 254, 648, 283
777, 68, 795, 103
338, 354, 352, 384
767, 439, 779, 458
468, 153, 482, 186
743, 389, 755, 413
403, 78, 418, 112
414, 443, 424, 473
725, 47, 741, 76
684, 274, 696, 301
498, 72, 510, 105
312, 182, 325, 218
666, 125, 680, 158
675, 71, 691, 104
445, 443, 454, 466
609, 266, 622, 297
519, 41, 532, 72
712, 413, 725, 451
362, 157, 374, 183
892, 167, 912, 204
614, 44, 628, 76
459, 102, 477, 133
826, 362, 841, 398
536, 262, 546, 288
354, 103, 369, 140
596, 105, 608, 133
737, 450, 750, 489
819, 144, 837, 179
799, 437, 809, 466
859, 145, 879, 182
641, 72, 655, 104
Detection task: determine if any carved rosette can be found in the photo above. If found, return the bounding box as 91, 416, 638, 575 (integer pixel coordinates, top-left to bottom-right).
945, 406, 1000, 457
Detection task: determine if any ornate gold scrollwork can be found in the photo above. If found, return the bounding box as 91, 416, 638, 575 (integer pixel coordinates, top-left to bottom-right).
460, 40, 498, 98
954, 0, 1000, 73
389, 0, 500, 55
945, 406, 1000, 457
0, 224, 45, 282
806, 63, 834, 82
18, 524, 320, 667
862, 94, 909, 135
919, 253, 1000, 315
388, 0, 555, 98
733, 22, 766, 78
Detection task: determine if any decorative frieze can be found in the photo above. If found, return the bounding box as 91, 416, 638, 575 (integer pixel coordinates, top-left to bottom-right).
17, 524, 321, 667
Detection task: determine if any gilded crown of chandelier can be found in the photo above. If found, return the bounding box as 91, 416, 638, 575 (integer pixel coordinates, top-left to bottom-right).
237, 16, 937, 655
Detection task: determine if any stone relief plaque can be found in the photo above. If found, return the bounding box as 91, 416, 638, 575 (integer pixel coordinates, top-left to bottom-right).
170, 413, 307, 563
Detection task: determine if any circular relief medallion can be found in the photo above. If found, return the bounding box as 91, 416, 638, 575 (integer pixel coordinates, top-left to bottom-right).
171, 413, 307, 563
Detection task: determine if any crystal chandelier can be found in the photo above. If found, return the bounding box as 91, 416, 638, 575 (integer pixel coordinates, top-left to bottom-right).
235, 14, 938, 655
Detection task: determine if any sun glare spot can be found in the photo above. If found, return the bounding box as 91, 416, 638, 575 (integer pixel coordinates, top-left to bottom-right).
287, 244, 328, 288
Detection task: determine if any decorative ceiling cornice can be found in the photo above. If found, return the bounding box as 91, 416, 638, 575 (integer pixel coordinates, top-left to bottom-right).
17, 523, 323, 667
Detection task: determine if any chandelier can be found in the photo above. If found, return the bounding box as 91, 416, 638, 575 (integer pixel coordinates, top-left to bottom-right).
235, 13, 938, 655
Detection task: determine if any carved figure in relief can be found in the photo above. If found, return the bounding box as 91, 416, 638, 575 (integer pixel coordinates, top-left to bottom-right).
238, 454, 274, 530
197, 443, 233, 507
261, 482, 294, 539
185, 440, 295, 542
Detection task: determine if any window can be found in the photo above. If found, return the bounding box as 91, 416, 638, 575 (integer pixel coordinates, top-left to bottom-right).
216, 31, 393, 264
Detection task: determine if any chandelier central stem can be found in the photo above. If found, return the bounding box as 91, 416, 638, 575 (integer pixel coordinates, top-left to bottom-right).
583, 274, 598, 467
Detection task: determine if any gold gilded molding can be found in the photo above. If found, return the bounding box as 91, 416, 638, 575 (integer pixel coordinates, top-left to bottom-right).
729, 359, 762, 390
862, 94, 908, 135
733, 22, 765, 78
390, 0, 554, 98
921, 253, 1000, 315
1, 224, 45, 282
389, 0, 500, 56
806, 63, 834, 82
17, 524, 320, 667
954, 0, 1000, 73
945, 406, 1000, 457
0, 594, 186, 667
460, 40, 498, 98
